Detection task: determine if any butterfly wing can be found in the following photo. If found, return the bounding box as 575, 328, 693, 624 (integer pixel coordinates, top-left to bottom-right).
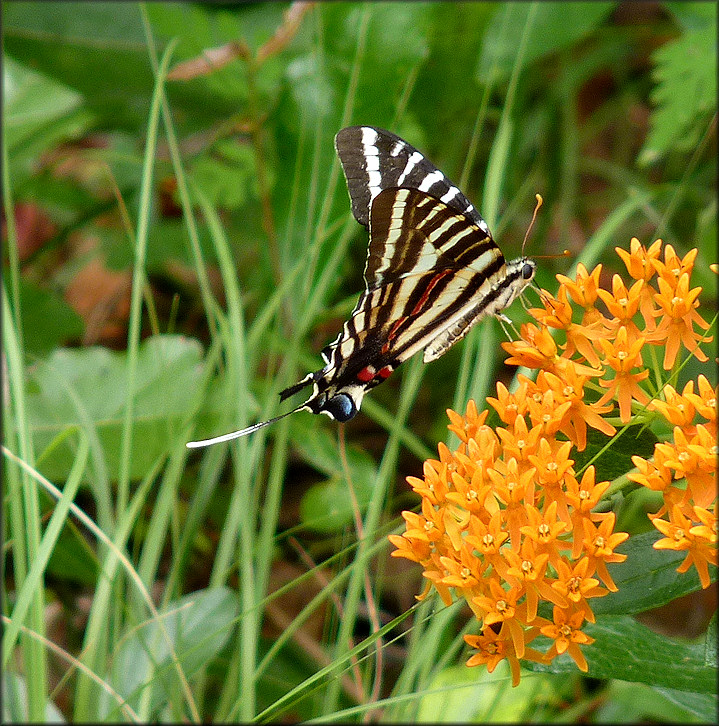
334, 126, 490, 234
318, 187, 507, 390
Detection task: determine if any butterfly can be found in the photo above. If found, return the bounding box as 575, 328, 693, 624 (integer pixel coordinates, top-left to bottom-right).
187, 126, 536, 447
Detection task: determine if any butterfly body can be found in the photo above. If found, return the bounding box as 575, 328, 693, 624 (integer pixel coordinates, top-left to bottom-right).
187, 126, 535, 448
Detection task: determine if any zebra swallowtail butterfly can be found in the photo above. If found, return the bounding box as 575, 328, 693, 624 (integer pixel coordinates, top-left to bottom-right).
187, 126, 536, 448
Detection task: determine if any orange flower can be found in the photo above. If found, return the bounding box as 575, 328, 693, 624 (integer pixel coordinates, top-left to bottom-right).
551, 556, 608, 622
684, 375, 717, 423
525, 385, 573, 436
596, 326, 650, 423
486, 380, 529, 426
615, 237, 663, 328
503, 541, 566, 622
581, 514, 629, 592
540, 369, 615, 450
596, 274, 645, 343
650, 381, 698, 429
540, 607, 595, 672
615, 237, 662, 283
564, 467, 611, 558
502, 322, 562, 371
447, 399, 490, 443
487, 458, 536, 549
653, 505, 716, 588
650, 244, 698, 287
471, 579, 527, 658
556, 262, 604, 326
390, 239, 714, 687
649, 273, 712, 368
495, 415, 543, 467
465, 625, 545, 686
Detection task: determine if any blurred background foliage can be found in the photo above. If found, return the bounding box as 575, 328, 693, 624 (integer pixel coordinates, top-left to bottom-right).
3, 1, 716, 722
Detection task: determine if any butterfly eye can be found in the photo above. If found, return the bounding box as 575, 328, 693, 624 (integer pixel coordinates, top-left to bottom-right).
323, 393, 357, 422
521, 262, 535, 280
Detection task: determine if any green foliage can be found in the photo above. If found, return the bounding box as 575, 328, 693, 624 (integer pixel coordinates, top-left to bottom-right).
108, 587, 239, 719
25, 336, 203, 480
5, 273, 84, 356
3, 1, 716, 723
639, 13, 717, 164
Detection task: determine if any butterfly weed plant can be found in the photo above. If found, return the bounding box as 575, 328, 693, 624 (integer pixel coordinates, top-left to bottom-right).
390, 238, 716, 687
3, 2, 717, 723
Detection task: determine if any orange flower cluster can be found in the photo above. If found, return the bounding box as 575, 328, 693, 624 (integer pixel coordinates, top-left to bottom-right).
629, 374, 717, 588
389, 239, 715, 686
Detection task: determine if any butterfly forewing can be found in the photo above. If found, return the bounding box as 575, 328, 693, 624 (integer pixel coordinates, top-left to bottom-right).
335, 126, 489, 233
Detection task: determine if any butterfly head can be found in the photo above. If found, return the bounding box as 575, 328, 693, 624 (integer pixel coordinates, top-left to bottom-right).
497, 255, 536, 310
304, 384, 364, 423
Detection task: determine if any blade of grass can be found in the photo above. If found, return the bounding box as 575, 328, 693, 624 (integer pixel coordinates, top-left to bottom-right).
1, 284, 46, 718
117, 36, 179, 514
2, 430, 88, 664
322, 355, 426, 714
452, 2, 538, 424
139, 4, 220, 340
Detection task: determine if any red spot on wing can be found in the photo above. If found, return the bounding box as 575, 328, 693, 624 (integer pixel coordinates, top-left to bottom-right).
357, 366, 375, 382
378, 366, 393, 379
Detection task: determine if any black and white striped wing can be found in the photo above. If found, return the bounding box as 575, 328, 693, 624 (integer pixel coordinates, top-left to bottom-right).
186, 127, 537, 447
335, 126, 491, 236
320, 187, 508, 387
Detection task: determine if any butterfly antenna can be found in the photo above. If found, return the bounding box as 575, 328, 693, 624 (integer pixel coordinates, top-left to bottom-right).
521, 194, 543, 256
186, 405, 304, 448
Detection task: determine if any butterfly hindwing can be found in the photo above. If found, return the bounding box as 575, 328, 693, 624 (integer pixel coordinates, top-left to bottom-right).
319, 188, 508, 382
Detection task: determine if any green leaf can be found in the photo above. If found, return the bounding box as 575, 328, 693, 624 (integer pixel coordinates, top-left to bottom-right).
5, 272, 85, 357
417, 661, 552, 721
189, 140, 260, 210
109, 587, 239, 719
639, 25, 717, 165
1, 671, 65, 723
25, 335, 204, 480
44, 515, 99, 586
665, 1, 718, 32
597, 680, 714, 723
3, 2, 153, 129
653, 685, 718, 723
292, 426, 377, 533
573, 424, 658, 483
527, 615, 717, 693
593, 530, 716, 616
3, 56, 93, 186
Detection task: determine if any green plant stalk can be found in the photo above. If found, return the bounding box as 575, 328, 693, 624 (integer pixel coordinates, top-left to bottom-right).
138, 7, 220, 343
194, 188, 258, 720
117, 37, 178, 513
301, 2, 372, 299
558, 47, 579, 251
2, 431, 87, 665
322, 355, 425, 714
1, 287, 46, 717
70, 445, 199, 722
482, 2, 539, 229
36, 355, 114, 535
